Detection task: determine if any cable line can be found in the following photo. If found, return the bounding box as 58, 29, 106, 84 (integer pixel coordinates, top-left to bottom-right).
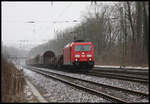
56, 3, 72, 20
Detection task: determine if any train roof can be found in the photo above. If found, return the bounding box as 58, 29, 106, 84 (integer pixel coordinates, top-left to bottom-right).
72, 42, 92, 45
64, 40, 92, 48
73, 40, 86, 42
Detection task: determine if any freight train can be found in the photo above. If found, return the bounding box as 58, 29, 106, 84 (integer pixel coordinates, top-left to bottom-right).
26, 40, 94, 71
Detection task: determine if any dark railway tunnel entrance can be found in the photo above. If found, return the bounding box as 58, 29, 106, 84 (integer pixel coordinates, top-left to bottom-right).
42, 50, 56, 66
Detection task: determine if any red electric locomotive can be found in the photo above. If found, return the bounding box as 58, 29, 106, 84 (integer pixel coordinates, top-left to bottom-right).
63, 40, 94, 68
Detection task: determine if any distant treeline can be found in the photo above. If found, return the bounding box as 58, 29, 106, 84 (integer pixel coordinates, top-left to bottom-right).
29, 2, 149, 66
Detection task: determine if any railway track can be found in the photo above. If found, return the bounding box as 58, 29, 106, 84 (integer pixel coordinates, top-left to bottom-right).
24, 65, 148, 84
93, 68, 148, 75
86, 70, 149, 84
24, 66, 148, 103
91, 70, 148, 79
94, 66, 148, 72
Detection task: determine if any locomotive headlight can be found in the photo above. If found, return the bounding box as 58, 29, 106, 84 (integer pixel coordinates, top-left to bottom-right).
75, 54, 80, 57
87, 54, 92, 57
75, 58, 78, 61
89, 58, 92, 61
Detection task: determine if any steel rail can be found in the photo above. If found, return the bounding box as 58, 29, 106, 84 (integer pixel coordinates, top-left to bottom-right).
24, 65, 148, 83
94, 67, 148, 72
86, 72, 148, 84
90, 70, 148, 80
92, 68, 148, 75
25, 67, 127, 103
33, 67, 149, 97
24, 66, 148, 102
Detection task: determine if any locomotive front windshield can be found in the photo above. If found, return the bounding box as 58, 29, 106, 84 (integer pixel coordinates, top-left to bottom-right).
75, 45, 91, 51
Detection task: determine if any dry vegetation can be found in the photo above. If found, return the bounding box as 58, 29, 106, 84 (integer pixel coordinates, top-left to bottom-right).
28, 2, 148, 67
2, 57, 25, 102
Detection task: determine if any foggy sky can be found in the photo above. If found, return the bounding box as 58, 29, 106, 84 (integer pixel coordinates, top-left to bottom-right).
2, 2, 91, 50
2, 1, 115, 50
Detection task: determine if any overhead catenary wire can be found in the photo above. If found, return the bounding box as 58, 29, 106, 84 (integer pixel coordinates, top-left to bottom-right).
4, 3, 79, 48
6, 20, 80, 24
53, 3, 72, 35
56, 3, 72, 20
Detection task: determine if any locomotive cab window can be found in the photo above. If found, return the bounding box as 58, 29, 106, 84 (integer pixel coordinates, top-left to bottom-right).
75, 45, 91, 51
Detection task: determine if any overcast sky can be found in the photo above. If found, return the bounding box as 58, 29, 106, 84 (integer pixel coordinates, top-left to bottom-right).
2, 2, 93, 49
2, 1, 115, 50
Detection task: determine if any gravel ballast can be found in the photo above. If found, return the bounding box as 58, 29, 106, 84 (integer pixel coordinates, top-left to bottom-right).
42, 68, 148, 94
23, 67, 148, 102
24, 84, 39, 102
23, 68, 109, 102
